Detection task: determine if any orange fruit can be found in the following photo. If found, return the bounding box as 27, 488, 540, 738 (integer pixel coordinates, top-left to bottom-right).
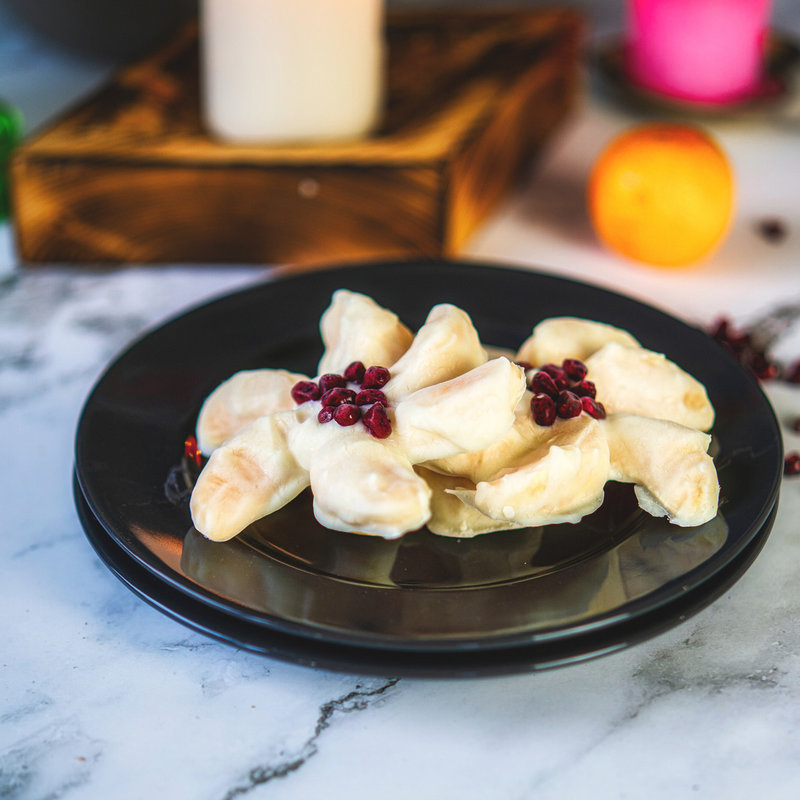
587, 123, 735, 267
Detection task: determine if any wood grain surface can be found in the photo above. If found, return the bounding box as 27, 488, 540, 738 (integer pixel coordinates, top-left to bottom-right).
11, 9, 583, 266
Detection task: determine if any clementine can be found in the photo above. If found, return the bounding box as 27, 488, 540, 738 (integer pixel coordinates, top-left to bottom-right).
587, 123, 735, 267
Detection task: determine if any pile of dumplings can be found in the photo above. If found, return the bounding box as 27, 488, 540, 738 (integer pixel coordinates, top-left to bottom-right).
189, 290, 719, 542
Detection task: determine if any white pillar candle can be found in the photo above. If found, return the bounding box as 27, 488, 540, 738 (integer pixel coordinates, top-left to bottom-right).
201, 0, 384, 143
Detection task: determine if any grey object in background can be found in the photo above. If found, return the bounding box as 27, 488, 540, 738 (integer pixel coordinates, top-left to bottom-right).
2, 0, 198, 60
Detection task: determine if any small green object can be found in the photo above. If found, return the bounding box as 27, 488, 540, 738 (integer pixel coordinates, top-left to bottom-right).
0, 99, 24, 221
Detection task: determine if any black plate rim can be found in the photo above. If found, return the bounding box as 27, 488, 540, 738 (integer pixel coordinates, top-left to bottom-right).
74, 473, 778, 678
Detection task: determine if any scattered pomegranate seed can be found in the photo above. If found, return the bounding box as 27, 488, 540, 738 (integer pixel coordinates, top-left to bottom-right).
785, 361, 800, 384
757, 218, 787, 244
184, 435, 202, 467
361, 365, 391, 389
291, 380, 320, 404
531, 393, 557, 426
321, 387, 356, 407
362, 403, 392, 438
355, 388, 387, 406
531, 371, 559, 398
514, 360, 534, 372
748, 351, 780, 380
541, 364, 569, 390
333, 403, 361, 426
784, 453, 800, 476
562, 358, 588, 383
318, 373, 347, 393
710, 316, 730, 340
556, 390, 582, 419
318, 406, 335, 424
573, 379, 597, 399
581, 396, 607, 420
709, 316, 779, 381
343, 360, 366, 383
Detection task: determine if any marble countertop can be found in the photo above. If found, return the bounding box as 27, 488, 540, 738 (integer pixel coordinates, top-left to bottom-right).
3, 4, 800, 799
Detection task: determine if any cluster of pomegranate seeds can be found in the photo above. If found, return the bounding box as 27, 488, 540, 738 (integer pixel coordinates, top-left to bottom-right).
291, 361, 392, 439
709, 317, 781, 381
521, 358, 606, 426
709, 316, 800, 477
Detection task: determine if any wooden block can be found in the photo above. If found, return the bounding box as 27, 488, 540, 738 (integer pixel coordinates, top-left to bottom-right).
11, 10, 583, 266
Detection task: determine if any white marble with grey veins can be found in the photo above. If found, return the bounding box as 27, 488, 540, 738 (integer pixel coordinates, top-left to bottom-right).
3, 2, 800, 798
2, 258, 800, 800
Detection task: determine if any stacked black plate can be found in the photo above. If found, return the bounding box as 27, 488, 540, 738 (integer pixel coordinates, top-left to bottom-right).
74, 261, 783, 677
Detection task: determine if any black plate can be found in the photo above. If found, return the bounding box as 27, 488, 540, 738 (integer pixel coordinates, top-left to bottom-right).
74, 260, 783, 670
75, 474, 776, 677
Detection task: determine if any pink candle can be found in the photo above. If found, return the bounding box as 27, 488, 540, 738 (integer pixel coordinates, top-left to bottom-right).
626, 0, 772, 104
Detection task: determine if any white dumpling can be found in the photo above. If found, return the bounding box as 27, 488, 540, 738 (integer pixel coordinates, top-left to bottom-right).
196, 368, 307, 454
394, 358, 526, 463
427, 391, 547, 484
450, 415, 610, 528
310, 437, 431, 538
383, 303, 487, 401
190, 411, 308, 541
417, 467, 522, 537
516, 317, 640, 366
602, 413, 719, 527
586, 342, 715, 431
317, 290, 413, 375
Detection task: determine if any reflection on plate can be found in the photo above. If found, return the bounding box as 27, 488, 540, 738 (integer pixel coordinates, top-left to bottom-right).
74, 260, 783, 674
593, 33, 800, 118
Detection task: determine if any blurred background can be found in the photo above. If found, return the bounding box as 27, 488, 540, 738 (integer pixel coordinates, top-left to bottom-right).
3, 1, 617, 62
1, 0, 799, 303
2, 0, 798, 132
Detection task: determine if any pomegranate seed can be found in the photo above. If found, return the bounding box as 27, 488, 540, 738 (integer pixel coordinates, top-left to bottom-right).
343, 361, 366, 383
355, 388, 387, 406
531, 393, 556, 426
710, 316, 731, 341
573, 379, 597, 399
556, 390, 582, 419
530, 371, 559, 398
184, 435, 202, 467
318, 373, 346, 393
333, 403, 361, 426
728, 331, 751, 351
785, 361, 800, 384
361, 366, 391, 389
318, 406, 334, 423
746, 350, 777, 380
321, 387, 356, 407
581, 396, 607, 420
751, 359, 780, 381
291, 380, 320, 404
541, 364, 569, 390
784, 453, 800, 476
514, 360, 534, 372
758, 218, 787, 244
562, 358, 587, 383
362, 403, 392, 438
